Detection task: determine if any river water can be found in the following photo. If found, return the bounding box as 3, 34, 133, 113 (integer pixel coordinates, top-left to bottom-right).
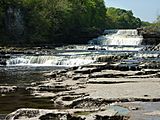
0, 66, 64, 86
0, 29, 159, 117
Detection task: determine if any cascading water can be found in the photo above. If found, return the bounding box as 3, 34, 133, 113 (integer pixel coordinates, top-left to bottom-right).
6, 55, 96, 67
89, 29, 143, 46
5, 29, 144, 67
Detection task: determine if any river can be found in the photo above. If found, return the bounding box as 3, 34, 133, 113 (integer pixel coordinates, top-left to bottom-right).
0, 29, 159, 119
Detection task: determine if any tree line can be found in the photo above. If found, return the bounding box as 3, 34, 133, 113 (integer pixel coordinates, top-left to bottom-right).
0, 0, 142, 46
141, 15, 160, 34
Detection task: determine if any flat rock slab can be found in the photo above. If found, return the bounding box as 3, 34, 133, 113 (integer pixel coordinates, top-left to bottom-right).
88, 78, 160, 84
126, 73, 159, 78
91, 70, 141, 76
75, 78, 160, 100
117, 102, 160, 120
83, 63, 108, 67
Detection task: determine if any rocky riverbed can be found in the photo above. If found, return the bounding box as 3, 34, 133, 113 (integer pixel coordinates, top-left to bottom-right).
1, 54, 160, 120
0, 41, 160, 120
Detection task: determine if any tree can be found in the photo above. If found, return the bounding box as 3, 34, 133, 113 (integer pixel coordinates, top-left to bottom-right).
0, 0, 143, 45
106, 7, 141, 29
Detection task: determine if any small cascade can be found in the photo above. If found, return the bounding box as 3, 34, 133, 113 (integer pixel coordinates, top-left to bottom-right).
6, 55, 95, 67
5, 29, 146, 67
89, 29, 143, 46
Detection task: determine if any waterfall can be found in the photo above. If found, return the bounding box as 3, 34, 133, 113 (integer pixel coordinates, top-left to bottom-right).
89, 29, 143, 46
5, 29, 144, 67
6, 55, 95, 67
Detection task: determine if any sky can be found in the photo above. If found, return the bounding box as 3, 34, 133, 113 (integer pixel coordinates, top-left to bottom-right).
104, 0, 160, 22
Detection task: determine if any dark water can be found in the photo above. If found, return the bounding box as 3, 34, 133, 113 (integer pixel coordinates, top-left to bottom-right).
0, 89, 56, 114
0, 66, 64, 86
0, 66, 65, 117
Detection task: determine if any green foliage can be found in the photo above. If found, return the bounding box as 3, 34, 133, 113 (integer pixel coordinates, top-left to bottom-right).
0, 7, 3, 31
156, 16, 160, 22
0, 0, 142, 45
143, 16, 160, 33
154, 15, 160, 27
106, 7, 141, 29
141, 21, 152, 27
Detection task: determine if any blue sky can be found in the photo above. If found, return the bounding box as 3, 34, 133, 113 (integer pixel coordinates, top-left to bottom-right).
104, 0, 160, 22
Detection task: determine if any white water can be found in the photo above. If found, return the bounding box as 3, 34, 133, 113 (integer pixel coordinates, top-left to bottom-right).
6, 55, 95, 67
6, 29, 144, 67
89, 29, 143, 46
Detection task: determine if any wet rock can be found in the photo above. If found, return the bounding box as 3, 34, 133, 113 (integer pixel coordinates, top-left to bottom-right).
0, 47, 57, 56
83, 63, 108, 68
66, 71, 75, 78
44, 72, 57, 78
88, 47, 96, 50
0, 59, 7, 65
54, 93, 89, 107
5, 109, 40, 120
6, 108, 88, 120
70, 98, 108, 110
142, 36, 160, 46
0, 86, 17, 94
0, 54, 11, 65
152, 43, 160, 51
74, 68, 98, 74
38, 84, 70, 92
0, 114, 6, 120
39, 113, 85, 120
140, 62, 160, 69
117, 64, 141, 71
97, 54, 130, 62
57, 70, 68, 74
73, 74, 89, 80
95, 115, 128, 120
32, 91, 56, 98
